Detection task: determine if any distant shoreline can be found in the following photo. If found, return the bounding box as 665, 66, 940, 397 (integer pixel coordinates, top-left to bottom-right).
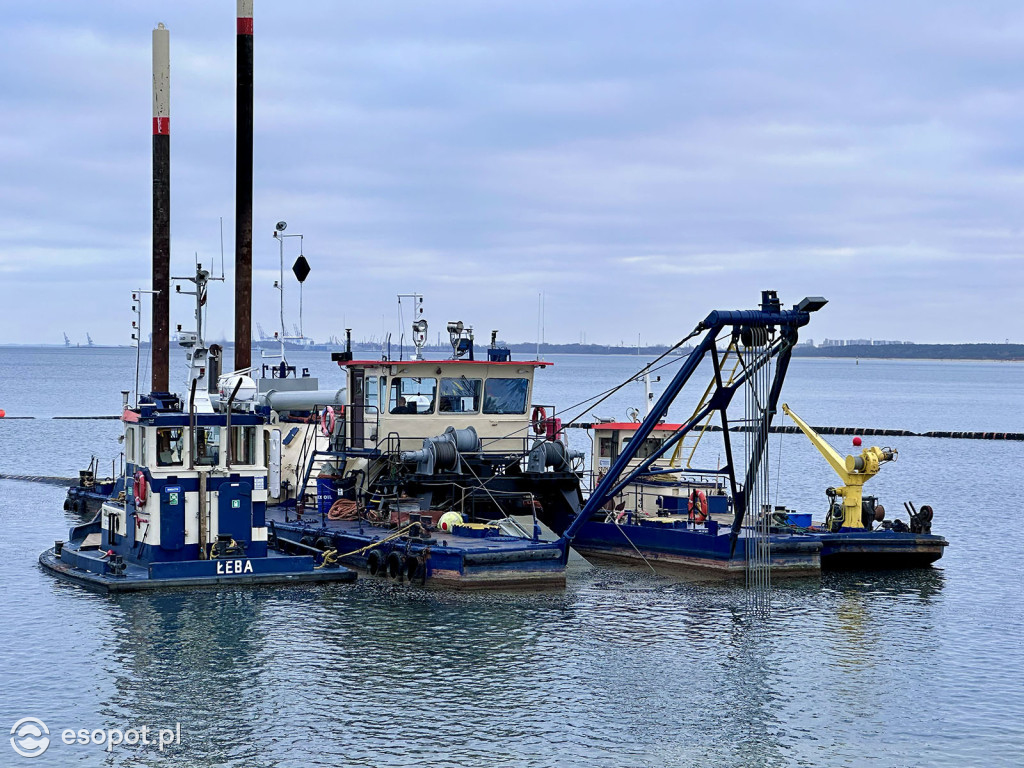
508, 342, 1024, 362
1, 342, 1021, 362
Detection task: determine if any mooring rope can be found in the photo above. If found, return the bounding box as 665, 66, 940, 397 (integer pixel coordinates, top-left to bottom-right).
0, 473, 78, 486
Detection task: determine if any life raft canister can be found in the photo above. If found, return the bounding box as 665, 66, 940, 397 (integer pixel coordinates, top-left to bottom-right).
689, 489, 708, 523
133, 469, 148, 507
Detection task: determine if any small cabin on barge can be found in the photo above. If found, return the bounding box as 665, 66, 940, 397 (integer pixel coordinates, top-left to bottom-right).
591, 422, 730, 519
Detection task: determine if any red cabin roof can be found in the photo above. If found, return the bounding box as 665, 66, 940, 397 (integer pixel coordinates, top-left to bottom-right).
592, 422, 683, 431
337, 359, 551, 368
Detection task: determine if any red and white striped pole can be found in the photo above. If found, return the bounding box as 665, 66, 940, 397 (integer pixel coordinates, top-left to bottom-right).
152, 22, 170, 393
234, 1, 254, 371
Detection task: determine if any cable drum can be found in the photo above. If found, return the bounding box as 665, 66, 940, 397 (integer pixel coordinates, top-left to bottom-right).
444, 426, 480, 452
527, 440, 582, 473
433, 441, 458, 471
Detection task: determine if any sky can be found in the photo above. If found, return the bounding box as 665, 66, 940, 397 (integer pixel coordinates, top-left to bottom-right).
1, 1, 1023, 346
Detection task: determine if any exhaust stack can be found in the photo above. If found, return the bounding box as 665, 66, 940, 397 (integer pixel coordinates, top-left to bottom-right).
233, 0, 254, 371
151, 23, 170, 393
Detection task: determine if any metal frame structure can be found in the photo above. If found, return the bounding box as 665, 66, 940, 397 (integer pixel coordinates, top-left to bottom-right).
562, 291, 827, 553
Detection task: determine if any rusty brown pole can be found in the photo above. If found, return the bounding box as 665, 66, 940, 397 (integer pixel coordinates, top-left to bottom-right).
234, 0, 254, 371
151, 23, 170, 393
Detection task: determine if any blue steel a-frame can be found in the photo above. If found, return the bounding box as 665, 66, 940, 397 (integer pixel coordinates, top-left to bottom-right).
561, 291, 827, 553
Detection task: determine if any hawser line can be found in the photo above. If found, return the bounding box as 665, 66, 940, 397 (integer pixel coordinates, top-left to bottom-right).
0, 474, 79, 486
567, 423, 1024, 441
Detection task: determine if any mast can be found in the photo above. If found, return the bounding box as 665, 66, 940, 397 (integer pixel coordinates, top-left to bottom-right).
151, 23, 170, 393
233, 0, 254, 371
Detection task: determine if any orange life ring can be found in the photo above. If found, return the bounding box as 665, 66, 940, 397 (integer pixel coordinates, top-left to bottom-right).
133, 469, 148, 507
531, 405, 547, 435
320, 406, 336, 437
689, 489, 708, 523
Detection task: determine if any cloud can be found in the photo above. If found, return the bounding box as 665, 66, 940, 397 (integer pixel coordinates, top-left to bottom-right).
1, 0, 1023, 346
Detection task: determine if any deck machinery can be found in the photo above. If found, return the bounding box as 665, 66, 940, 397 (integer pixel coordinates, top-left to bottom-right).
266, 332, 585, 588
781, 403, 947, 568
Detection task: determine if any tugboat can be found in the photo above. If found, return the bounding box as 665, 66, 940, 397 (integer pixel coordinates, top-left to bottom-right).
779, 403, 948, 568
541, 292, 830, 576
39, 265, 356, 592
262, 322, 585, 588
38, 17, 355, 592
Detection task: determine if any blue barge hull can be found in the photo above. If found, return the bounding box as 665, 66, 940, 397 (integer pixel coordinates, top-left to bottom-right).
268, 511, 567, 589
566, 520, 821, 575
815, 529, 948, 569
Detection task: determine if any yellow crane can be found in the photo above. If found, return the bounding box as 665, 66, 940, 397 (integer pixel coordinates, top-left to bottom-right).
781, 403, 897, 531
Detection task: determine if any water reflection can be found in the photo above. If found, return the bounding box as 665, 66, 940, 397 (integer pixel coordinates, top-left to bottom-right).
100, 590, 267, 765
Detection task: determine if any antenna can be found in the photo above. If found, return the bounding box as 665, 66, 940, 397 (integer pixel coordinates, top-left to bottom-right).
397, 293, 425, 360
536, 292, 541, 360
130, 287, 161, 407
271, 220, 305, 368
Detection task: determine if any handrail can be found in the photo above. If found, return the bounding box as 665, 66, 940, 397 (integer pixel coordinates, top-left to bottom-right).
225, 378, 243, 469
187, 378, 197, 470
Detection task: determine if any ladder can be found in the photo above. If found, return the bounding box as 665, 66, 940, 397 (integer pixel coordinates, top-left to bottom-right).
669, 340, 743, 469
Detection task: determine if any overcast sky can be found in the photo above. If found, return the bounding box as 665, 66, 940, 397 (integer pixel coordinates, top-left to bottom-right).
1, 1, 1022, 346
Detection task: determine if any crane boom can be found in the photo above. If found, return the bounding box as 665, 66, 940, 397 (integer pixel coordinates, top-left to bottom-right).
781, 403, 896, 530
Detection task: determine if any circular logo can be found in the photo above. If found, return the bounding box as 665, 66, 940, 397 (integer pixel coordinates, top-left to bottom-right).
10, 718, 50, 759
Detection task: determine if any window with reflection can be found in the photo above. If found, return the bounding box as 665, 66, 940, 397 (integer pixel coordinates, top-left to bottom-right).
389, 377, 438, 414
156, 428, 185, 467
195, 426, 221, 466
482, 378, 529, 414
365, 375, 379, 411
622, 435, 665, 459
231, 426, 257, 465
440, 378, 482, 413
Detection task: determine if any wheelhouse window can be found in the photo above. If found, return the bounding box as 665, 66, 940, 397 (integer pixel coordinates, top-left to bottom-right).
439, 378, 482, 413
483, 378, 529, 414
389, 377, 437, 414
622, 435, 665, 459
365, 375, 379, 412
195, 426, 221, 466
156, 428, 184, 467
598, 436, 618, 459
231, 426, 257, 465
125, 428, 136, 464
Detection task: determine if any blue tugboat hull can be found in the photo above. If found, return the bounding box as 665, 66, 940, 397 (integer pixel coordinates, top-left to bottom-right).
39, 547, 356, 593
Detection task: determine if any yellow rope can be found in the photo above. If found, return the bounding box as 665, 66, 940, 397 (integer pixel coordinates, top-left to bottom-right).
208, 539, 241, 559
314, 548, 338, 569
321, 523, 417, 561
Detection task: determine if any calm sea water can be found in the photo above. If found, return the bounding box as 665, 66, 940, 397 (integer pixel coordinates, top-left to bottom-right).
1, 347, 1022, 767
